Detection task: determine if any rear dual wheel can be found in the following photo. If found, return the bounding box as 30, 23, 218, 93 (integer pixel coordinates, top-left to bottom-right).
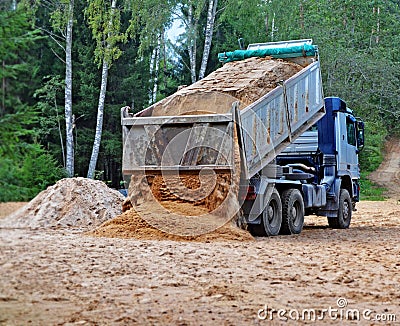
280, 189, 305, 235
248, 188, 306, 236
248, 188, 282, 236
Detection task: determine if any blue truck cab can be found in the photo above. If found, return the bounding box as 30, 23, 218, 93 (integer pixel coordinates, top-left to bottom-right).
244, 96, 365, 236
320, 97, 364, 199
275, 97, 365, 228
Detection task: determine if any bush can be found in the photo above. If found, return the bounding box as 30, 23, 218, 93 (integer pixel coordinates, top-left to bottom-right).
358, 120, 387, 201
359, 120, 387, 174
0, 145, 66, 202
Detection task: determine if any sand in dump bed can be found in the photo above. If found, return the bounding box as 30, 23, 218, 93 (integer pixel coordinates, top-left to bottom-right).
0, 177, 124, 231
137, 57, 303, 116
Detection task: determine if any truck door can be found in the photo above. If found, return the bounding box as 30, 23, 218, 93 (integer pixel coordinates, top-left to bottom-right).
345, 115, 359, 178
336, 113, 359, 179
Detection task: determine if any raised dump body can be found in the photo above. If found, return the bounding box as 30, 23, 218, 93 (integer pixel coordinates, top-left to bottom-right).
237, 58, 324, 179
121, 39, 325, 186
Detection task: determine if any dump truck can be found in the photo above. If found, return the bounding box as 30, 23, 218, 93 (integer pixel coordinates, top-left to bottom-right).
121, 39, 365, 236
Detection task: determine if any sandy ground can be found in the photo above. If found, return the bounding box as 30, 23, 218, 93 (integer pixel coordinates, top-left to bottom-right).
0, 199, 399, 325
1, 135, 400, 325
0, 203, 27, 219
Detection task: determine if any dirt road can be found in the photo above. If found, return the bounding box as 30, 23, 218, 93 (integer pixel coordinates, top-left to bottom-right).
369, 137, 400, 198
1, 199, 399, 325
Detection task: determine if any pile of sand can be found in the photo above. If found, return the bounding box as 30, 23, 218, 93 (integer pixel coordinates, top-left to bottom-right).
88, 204, 254, 242
0, 177, 124, 231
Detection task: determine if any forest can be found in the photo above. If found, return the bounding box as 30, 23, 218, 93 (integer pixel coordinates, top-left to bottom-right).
1, 0, 399, 201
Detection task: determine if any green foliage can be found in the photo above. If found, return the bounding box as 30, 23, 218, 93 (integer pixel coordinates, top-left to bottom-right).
0, 145, 67, 202
359, 120, 387, 173
49, 0, 71, 31
85, 0, 128, 66
2, 0, 399, 193
219, 0, 269, 45
0, 4, 40, 156
0, 106, 38, 157
135, 0, 174, 53
0, 3, 66, 201
358, 120, 387, 201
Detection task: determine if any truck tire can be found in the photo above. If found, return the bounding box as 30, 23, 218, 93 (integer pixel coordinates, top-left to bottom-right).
280, 189, 305, 235
248, 188, 282, 236
262, 188, 282, 236
247, 223, 265, 236
328, 189, 352, 229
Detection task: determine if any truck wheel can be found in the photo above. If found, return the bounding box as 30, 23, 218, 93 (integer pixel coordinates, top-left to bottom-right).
328, 189, 352, 229
247, 188, 282, 236
262, 188, 282, 236
247, 223, 265, 236
280, 189, 304, 235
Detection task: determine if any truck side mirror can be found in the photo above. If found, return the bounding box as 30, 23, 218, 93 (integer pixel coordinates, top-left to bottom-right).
356, 120, 365, 151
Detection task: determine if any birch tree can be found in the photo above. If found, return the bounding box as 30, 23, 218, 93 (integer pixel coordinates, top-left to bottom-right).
148, 34, 161, 104
148, 44, 157, 104
135, 0, 174, 102
173, 0, 205, 83
198, 0, 218, 80
64, 0, 74, 177
86, 0, 126, 179
151, 38, 161, 103
187, 3, 199, 83
36, 0, 75, 176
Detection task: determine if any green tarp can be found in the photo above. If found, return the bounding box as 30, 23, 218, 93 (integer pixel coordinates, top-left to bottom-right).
218, 44, 316, 63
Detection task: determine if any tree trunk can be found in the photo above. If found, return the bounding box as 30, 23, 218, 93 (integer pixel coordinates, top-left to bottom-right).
271, 12, 276, 41
87, 0, 116, 179
188, 4, 197, 83
65, 0, 74, 177
54, 97, 65, 168
299, 1, 304, 31
148, 44, 156, 104
152, 35, 161, 103
199, 0, 218, 80
87, 59, 109, 179
148, 34, 161, 104
376, 6, 380, 44
162, 28, 167, 91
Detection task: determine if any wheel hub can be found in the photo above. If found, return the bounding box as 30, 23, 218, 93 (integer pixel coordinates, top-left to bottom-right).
268, 206, 274, 221
291, 206, 297, 218
343, 201, 349, 220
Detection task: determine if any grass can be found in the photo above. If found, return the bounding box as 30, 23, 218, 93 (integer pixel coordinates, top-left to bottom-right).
359, 173, 387, 201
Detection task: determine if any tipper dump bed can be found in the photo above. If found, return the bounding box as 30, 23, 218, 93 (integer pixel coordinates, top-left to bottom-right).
120, 39, 364, 238
121, 39, 325, 185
